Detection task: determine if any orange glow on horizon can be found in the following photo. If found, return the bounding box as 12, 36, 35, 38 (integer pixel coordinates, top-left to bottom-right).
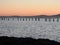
0, 0, 60, 16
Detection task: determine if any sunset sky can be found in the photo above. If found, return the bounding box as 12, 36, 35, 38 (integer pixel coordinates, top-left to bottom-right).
0, 0, 60, 16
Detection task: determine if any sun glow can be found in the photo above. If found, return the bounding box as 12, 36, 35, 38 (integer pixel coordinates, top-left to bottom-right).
0, 0, 60, 16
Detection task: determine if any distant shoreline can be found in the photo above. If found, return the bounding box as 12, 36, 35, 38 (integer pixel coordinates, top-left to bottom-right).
0, 14, 60, 17
0, 14, 60, 18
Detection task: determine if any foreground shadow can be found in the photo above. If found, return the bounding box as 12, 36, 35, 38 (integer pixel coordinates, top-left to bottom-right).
0, 36, 60, 45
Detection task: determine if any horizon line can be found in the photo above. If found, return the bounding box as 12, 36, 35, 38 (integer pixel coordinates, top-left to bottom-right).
0, 14, 60, 16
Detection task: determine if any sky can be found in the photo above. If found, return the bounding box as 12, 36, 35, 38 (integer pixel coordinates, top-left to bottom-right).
0, 0, 60, 16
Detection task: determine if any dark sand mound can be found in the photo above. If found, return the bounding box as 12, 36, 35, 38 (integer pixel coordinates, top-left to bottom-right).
0, 36, 60, 45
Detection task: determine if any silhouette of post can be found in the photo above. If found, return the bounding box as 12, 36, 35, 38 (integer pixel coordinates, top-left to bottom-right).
7, 18, 9, 21
12, 18, 14, 20
49, 18, 51, 22
45, 18, 47, 22
1, 17, 4, 20
32, 18, 33, 21
17, 18, 19, 21
23, 18, 24, 21
57, 18, 59, 22
29, 18, 30, 21
53, 18, 54, 22
35, 18, 37, 21
38, 18, 40, 21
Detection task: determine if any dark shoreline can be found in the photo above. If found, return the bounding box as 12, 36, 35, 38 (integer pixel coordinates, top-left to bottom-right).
0, 14, 60, 18
0, 36, 60, 45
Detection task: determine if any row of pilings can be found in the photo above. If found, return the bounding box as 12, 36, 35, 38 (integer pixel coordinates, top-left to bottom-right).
0, 16, 59, 22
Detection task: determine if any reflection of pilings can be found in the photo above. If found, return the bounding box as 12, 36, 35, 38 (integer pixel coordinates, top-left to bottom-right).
20, 18, 21, 21
34, 18, 40, 21
17, 18, 19, 21
0, 17, 60, 22
38, 18, 40, 21
45, 18, 47, 22
49, 18, 51, 22
4, 18, 5, 20
53, 18, 54, 22
12, 18, 14, 20
26, 18, 27, 21
32, 18, 33, 21
57, 18, 59, 22
0, 17, 8, 20
29, 18, 30, 21
5, 18, 9, 21
7, 18, 9, 20
1, 17, 6, 20
1, 18, 4, 20
23, 18, 24, 21
35, 18, 37, 21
